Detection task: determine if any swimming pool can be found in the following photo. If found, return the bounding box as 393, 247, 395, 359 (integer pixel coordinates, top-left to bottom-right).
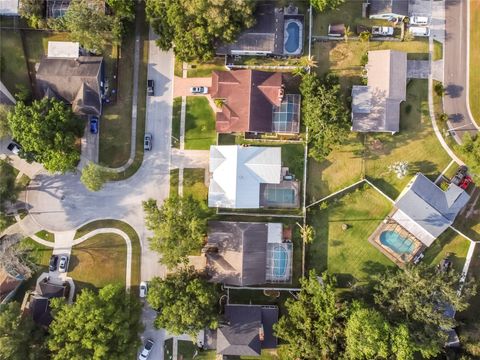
272, 245, 288, 277
380, 230, 415, 254
265, 188, 295, 204
284, 19, 303, 55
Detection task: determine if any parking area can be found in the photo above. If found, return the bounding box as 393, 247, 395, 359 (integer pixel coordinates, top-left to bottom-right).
79, 119, 99, 168
173, 76, 212, 97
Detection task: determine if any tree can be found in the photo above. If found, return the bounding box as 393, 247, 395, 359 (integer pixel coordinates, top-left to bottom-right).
372, 265, 476, 358
48, 284, 142, 360
0, 302, 48, 360
80, 162, 109, 191
297, 223, 315, 244
106, 0, 135, 21
274, 270, 344, 359
299, 73, 350, 161
145, 0, 255, 62
19, 0, 45, 28
434, 82, 446, 96
344, 25, 353, 43
458, 134, 480, 180
359, 31, 372, 42
0, 104, 12, 138
146, 268, 219, 337
143, 195, 208, 269
7, 98, 83, 173
310, 0, 345, 12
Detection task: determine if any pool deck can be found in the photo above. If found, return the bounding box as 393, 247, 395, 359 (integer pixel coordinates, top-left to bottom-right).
368, 210, 425, 267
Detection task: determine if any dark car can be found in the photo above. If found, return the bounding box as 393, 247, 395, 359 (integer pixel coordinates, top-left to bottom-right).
147, 80, 154, 96
90, 117, 99, 134
49, 255, 59, 272
7, 141, 21, 155
451, 165, 468, 185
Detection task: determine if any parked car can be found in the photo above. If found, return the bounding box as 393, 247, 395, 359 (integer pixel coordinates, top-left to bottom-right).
410, 16, 429, 26
371, 26, 394, 36
439, 257, 452, 272
7, 141, 21, 155
144, 133, 152, 151
408, 26, 430, 37
459, 175, 473, 190
147, 80, 154, 96
49, 255, 59, 272
138, 339, 155, 360
190, 86, 208, 94
58, 255, 69, 273
451, 165, 468, 185
139, 281, 148, 298
90, 116, 99, 134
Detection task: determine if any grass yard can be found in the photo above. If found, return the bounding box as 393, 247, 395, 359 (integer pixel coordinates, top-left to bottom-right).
312, 0, 369, 36
164, 338, 174, 360
453, 188, 480, 242
433, 40, 443, 61
194, 350, 216, 360
183, 168, 207, 202
34, 230, 54, 242
177, 340, 198, 359
470, 0, 480, 123
12, 238, 52, 302
68, 233, 127, 291
184, 96, 216, 150
172, 97, 182, 148
307, 185, 395, 287
187, 57, 225, 78
240, 350, 280, 360
0, 30, 30, 95
422, 229, 470, 273
73, 219, 141, 288
227, 288, 295, 316
364, 80, 451, 199
174, 57, 183, 77
170, 168, 179, 196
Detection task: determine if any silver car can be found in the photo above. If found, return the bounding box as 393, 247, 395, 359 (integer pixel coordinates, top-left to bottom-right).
138, 339, 154, 360
58, 255, 69, 273
144, 133, 152, 151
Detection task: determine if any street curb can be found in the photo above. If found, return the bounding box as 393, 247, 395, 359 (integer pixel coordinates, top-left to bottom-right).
465, 0, 480, 130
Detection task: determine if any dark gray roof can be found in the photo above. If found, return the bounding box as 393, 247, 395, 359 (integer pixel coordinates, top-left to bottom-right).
38, 280, 67, 298
30, 296, 53, 327
0, 80, 15, 105
395, 173, 470, 239
216, 2, 284, 55
206, 221, 268, 286
369, 0, 409, 16
36, 56, 103, 116
217, 305, 278, 356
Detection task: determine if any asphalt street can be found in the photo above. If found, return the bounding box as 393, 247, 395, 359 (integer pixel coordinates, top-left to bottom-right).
444, 0, 479, 139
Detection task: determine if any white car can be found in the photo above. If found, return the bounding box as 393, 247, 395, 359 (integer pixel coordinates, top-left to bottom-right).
410, 16, 429, 26
138, 339, 154, 360
190, 86, 208, 94
58, 255, 69, 273
371, 26, 394, 36
139, 281, 148, 298
408, 26, 430, 37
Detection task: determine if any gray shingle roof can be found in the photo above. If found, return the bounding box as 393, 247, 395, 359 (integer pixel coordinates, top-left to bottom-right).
369, 0, 409, 17
394, 173, 470, 241
217, 305, 278, 356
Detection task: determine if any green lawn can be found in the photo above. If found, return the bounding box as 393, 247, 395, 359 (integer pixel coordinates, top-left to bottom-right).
307, 185, 395, 287
35, 230, 54, 242
433, 40, 443, 61
194, 350, 216, 360
68, 233, 127, 291
73, 219, 141, 288
453, 187, 480, 242
422, 229, 470, 272
164, 338, 174, 360
172, 97, 182, 148
0, 30, 30, 95
183, 168, 207, 202
13, 238, 52, 302
240, 350, 280, 360
184, 96, 216, 150
170, 168, 179, 196
177, 340, 198, 359
174, 57, 183, 77
227, 288, 295, 316
470, 0, 480, 123
187, 57, 225, 78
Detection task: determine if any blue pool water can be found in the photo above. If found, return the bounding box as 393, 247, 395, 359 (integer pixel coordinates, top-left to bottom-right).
380, 231, 415, 254
285, 21, 300, 53
273, 245, 288, 277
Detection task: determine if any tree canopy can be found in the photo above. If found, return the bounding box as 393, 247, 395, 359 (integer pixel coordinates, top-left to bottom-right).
146, 268, 219, 337
458, 133, 480, 180
7, 98, 83, 173
48, 284, 142, 360
310, 0, 345, 12
0, 104, 11, 138
143, 195, 208, 269
273, 270, 344, 359
80, 162, 109, 191
299, 73, 350, 161
19, 0, 45, 28
145, 0, 255, 62
0, 302, 48, 360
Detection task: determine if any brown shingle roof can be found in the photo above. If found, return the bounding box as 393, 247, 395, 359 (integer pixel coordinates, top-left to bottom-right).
211, 70, 283, 133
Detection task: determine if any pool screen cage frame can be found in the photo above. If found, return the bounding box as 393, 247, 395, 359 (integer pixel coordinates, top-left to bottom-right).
272, 94, 301, 133
383, 217, 423, 262
47, 0, 70, 18
265, 243, 293, 284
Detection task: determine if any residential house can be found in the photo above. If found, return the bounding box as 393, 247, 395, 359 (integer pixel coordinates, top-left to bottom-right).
367, 0, 409, 20
217, 2, 304, 56
217, 304, 278, 357
211, 70, 300, 134
0, 80, 16, 105
391, 173, 470, 247
205, 221, 293, 286
0, 267, 24, 304
351, 50, 407, 134
36, 41, 103, 116
0, 0, 19, 15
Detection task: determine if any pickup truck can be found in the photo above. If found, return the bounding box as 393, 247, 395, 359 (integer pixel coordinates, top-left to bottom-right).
371, 26, 394, 36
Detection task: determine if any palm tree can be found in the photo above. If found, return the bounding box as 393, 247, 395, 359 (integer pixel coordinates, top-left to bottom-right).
344, 25, 354, 43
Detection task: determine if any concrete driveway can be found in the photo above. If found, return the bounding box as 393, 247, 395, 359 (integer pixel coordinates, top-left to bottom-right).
173, 76, 212, 97
79, 119, 99, 168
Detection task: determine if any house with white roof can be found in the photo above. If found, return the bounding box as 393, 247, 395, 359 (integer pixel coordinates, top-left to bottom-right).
208, 145, 281, 209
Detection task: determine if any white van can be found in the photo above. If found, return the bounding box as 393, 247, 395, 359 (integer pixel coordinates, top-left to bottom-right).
408, 26, 430, 37
410, 16, 429, 26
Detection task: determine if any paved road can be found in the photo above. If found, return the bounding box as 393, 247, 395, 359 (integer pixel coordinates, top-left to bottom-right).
444, 0, 479, 140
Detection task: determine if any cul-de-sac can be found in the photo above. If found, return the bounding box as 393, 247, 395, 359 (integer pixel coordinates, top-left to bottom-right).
0, 0, 479, 359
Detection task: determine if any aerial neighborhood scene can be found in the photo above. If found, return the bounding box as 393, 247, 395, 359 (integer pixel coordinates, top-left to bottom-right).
1, 0, 480, 359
